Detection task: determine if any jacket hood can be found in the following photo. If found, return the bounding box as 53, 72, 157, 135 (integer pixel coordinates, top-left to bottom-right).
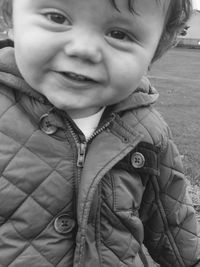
0, 44, 159, 113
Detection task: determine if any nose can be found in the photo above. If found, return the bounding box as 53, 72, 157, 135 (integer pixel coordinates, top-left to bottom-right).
63, 31, 103, 64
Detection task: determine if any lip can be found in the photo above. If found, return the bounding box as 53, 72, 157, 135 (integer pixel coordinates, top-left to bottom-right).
52, 71, 100, 89
60, 71, 97, 83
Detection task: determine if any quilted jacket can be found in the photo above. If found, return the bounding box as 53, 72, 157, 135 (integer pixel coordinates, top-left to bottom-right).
0, 44, 199, 267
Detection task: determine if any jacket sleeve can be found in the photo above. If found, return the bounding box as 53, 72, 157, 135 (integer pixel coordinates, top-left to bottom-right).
141, 129, 200, 267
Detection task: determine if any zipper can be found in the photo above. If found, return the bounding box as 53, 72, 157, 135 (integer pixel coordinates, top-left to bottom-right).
76, 142, 87, 168
65, 114, 115, 168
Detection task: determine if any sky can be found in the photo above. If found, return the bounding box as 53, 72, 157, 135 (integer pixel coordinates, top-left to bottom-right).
193, 0, 200, 10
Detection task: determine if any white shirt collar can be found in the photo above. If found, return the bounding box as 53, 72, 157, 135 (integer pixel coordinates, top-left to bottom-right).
73, 107, 105, 140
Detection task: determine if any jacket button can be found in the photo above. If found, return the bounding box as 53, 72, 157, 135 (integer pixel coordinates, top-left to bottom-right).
131, 152, 145, 168
39, 114, 57, 135
54, 214, 75, 234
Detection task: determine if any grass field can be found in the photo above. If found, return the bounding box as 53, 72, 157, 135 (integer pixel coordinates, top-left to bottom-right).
149, 47, 200, 190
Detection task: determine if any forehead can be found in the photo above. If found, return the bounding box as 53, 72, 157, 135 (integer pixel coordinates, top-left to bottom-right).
11, 0, 170, 24
109, 0, 170, 14
109, 0, 168, 10
11, 0, 170, 12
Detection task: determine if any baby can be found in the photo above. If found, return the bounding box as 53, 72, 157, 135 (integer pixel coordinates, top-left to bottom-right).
0, 0, 199, 266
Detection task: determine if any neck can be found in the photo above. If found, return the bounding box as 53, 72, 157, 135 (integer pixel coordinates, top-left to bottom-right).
66, 107, 102, 119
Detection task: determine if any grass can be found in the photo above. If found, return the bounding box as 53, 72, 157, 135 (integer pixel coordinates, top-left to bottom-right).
149, 47, 200, 187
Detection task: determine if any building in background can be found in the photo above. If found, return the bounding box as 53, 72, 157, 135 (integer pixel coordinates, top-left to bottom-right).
177, 10, 200, 49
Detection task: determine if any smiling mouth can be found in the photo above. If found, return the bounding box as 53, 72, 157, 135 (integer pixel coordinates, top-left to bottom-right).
60, 71, 96, 83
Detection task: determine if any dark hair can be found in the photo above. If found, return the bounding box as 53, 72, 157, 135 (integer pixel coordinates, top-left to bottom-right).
0, 0, 12, 28
152, 0, 193, 61
0, 0, 193, 62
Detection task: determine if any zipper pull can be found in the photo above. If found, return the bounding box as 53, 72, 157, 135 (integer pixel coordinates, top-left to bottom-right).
77, 142, 87, 167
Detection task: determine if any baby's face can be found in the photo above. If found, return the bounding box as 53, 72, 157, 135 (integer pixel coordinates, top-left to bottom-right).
11, 0, 169, 118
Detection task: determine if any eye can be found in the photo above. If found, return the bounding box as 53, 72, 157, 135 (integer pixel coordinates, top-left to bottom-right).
107, 30, 131, 41
46, 12, 68, 25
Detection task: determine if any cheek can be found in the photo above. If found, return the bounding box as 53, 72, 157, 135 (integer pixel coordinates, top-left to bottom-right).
14, 35, 50, 81
14, 45, 36, 76
110, 55, 148, 90
14, 44, 44, 91
14, 26, 52, 63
